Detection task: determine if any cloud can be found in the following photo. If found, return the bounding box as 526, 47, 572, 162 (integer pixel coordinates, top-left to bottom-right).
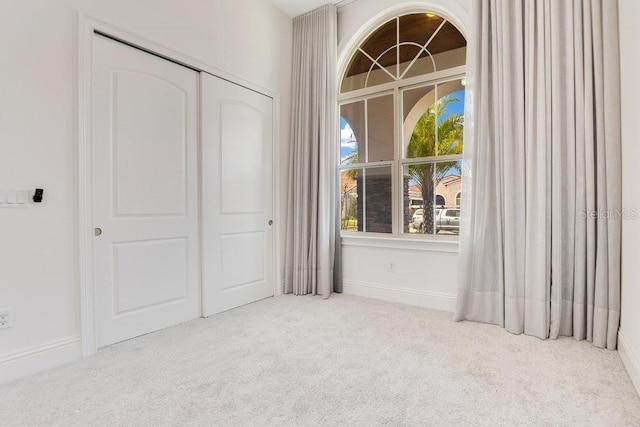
341, 123, 357, 148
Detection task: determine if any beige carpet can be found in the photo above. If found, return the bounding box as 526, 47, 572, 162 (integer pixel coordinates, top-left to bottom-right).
2, 294, 640, 426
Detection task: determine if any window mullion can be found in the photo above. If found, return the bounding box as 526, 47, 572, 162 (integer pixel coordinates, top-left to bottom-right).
434, 83, 439, 156
338, 66, 466, 102
402, 154, 462, 165
396, 16, 400, 80
364, 99, 369, 163
362, 168, 367, 232
393, 85, 401, 236
340, 161, 393, 171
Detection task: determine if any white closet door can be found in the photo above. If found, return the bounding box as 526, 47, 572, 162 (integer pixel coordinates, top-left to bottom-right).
201, 73, 274, 316
92, 34, 200, 347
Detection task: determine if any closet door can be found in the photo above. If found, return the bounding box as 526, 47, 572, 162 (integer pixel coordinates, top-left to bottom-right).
201, 73, 274, 315
92, 34, 200, 347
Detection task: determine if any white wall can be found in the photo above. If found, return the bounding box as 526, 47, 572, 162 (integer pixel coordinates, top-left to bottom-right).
618, 0, 640, 396
0, 0, 292, 383
337, 0, 469, 310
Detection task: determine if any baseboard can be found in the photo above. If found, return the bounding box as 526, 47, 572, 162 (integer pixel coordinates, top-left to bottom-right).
342, 280, 456, 312
619, 328, 640, 396
0, 336, 82, 384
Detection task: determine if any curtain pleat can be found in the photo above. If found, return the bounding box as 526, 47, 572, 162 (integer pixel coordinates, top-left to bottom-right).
455, 0, 621, 349
284, 5, 339, 297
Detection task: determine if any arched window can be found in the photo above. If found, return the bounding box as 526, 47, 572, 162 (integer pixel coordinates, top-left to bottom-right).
339, 12, 466, 236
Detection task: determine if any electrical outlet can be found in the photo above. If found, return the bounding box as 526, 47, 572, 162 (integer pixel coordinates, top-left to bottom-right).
0, 309, 11, 330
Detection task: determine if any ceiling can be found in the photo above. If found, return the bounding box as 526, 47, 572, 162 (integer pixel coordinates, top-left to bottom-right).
268, 0, 343, 18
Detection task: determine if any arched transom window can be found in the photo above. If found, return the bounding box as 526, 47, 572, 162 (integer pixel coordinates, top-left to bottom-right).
339, 12, 466, 236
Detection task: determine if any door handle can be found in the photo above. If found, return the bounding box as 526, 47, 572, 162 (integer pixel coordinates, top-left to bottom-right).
95, 227, 102, 237
268, 220, 273, 226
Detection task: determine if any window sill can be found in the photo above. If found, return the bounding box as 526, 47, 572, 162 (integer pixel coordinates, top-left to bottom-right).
340, 233, 459, 253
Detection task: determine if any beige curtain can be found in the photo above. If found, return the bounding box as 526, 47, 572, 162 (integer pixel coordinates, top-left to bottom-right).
455, 0, 621, 349
284, 4, 340, 297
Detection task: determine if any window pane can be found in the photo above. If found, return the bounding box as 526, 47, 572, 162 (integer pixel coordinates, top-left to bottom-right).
402, 85, 434, 161
398, 14, 445, 78
402, 84, 434, 122
403, 160, 461, 234
367, 95, 394, 162
435, 161, 462, 235
363, 64, 396, 89
399, 14, 446, 47
377, 46, 398, 80
364, 167, 392, 233
404, 163, 433, 234
435, 85, 465, 157
359, 19, 397, 89
340, 102, 365, 165
341, 167, 393, 233
398, 44, 425, 77
342, 19, 397, 93
404, 82, 465, 159
402, 20, 466, 80
340, 169, 360, 231
438, 208, 460, 234
341, 13, 467, 93
404, 85, 437, 159
361, 19, 397, 62
341, 52, 373, 93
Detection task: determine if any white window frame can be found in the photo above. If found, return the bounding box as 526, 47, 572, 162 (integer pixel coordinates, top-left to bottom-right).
339, 66, 465, 239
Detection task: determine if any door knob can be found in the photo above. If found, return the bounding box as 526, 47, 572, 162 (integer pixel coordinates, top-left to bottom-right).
94, 227, 102, 237
268, 220, 273, 226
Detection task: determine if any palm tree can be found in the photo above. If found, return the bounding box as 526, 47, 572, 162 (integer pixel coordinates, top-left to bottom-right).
407, 95, 463, 234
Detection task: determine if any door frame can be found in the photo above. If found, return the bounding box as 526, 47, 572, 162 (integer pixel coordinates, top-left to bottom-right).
78, 14, 282, 356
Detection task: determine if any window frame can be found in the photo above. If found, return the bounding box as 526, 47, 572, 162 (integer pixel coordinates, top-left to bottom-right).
339, 68, 466, 239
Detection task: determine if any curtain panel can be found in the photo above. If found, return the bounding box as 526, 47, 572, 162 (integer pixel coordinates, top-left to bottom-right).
455, 0, 621, 349
284, 4, 340, 297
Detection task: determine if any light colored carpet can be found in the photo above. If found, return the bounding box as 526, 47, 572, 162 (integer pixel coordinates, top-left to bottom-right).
2, 294, 640, 426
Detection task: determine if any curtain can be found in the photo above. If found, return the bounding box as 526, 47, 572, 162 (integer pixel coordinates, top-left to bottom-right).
285, 4, 341, 297
455, 0, 621, 349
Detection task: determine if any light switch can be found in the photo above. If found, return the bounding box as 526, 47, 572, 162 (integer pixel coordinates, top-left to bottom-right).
6, 191, 16, 204
16, 192, 26, 204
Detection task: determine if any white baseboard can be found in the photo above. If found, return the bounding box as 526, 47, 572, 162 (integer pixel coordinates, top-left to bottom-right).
0, 336, 82, 384
342, 280, 456, 312
619, 328, 640, 396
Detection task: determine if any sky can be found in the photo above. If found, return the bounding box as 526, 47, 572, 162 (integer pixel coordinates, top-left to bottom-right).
438, 89, 465, 121
340, 89, 465, 162
340, 117, 357, 160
